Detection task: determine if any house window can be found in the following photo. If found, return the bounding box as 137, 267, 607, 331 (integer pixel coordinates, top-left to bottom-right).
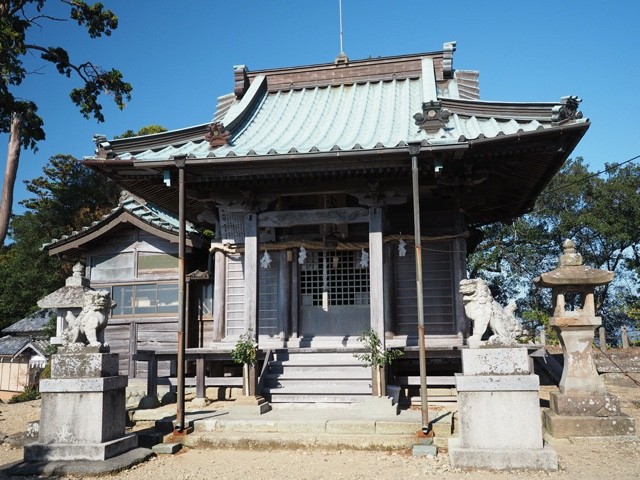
91, 253, 134, 281
300, 250, 370, 307
111, 283, 179, 316
137, 252, 178, 275
194, 282, 213, 319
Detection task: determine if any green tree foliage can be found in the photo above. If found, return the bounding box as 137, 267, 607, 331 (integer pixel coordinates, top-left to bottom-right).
0, 154, 119, 328
20, 153, 119, 231
469, 157, 640, 342
114, 124, 167, 139
0, 0, 132, 245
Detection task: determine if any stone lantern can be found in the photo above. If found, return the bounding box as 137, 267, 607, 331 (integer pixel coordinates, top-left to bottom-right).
535, 239, 635, 438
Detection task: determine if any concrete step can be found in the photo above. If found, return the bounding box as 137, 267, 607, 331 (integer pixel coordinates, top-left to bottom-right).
263, 350, 374, 403
187, 405, 455, 449
273, 351, 364, 365
265, 368, 370, 380
268, 393, 371, 403
265, 379, 372, 394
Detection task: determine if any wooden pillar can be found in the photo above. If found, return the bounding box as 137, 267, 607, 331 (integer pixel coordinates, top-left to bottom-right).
369, 207, 385, 344
244, 213, 260, 397
278, 250, 291, 340
213, 250, 226, 341
196, 356, 205, 399
244, 213, 259, 338
129, 322, 137, 378
383, 243, 395, 338
291, 252, 299, 339
452, 236, 468, 338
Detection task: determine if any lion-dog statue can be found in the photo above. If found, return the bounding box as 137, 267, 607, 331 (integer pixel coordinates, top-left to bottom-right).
62, 290, 115, 349
459, 278, 523, 348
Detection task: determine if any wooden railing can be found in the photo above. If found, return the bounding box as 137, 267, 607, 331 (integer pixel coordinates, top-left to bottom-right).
133, 349, 266, 400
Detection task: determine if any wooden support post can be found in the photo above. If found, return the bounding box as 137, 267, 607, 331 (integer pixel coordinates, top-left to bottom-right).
291, 253, 299, 339
383, 243, 395, 338
244, 213, 259, 396
213, 250, 226, 341
147, 352, 158, 399
369, 207, 385, 344
196, 356, 205, 399
278, 250, 291, 340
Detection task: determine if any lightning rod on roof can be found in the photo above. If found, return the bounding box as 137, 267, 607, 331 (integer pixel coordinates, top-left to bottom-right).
335, 0, 349, 64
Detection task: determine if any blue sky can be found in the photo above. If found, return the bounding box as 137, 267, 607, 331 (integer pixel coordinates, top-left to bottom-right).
3, 1, 640, 216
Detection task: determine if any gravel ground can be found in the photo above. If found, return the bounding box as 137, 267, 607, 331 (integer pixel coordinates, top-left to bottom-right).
0, 374, 638, 480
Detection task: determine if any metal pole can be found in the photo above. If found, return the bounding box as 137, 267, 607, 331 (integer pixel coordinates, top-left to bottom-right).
410, 147, 430, 434
175, 156, 186, 432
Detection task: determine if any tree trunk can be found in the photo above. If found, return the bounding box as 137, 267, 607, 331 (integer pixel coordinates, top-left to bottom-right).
0, 113, 22, 246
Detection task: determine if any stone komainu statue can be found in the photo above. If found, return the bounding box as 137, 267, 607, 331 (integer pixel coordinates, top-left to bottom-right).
62, 290, 115, 349
459, 278, 523, 348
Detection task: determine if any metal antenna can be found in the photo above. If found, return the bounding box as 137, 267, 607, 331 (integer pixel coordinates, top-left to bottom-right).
335, 0, 349, 64
339, 0, 344, 54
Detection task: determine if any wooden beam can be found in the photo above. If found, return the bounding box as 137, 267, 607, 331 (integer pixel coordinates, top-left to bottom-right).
259, 207, 369, 228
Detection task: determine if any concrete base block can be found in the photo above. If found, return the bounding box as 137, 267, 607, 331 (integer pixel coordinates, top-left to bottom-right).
24, 434, 138, 462
448, 437, 558, 471
359, 396, 399, 416
51, 352, 119, 378
7, 448, 153, 477
456, 387, 543, 449
228, 396, 271, 415
412, 440, 438, 457
543, 408, 636, 438
152, 442, 182, 454
550, 391, 622, 416
462, 347, 532, 375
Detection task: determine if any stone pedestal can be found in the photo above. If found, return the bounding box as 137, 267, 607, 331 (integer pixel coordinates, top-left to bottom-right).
449, 348, 558, 471
553, 316, 607, 394
228, 395, 272, 415
543, 390, 636, 438
24, 351, 137, 461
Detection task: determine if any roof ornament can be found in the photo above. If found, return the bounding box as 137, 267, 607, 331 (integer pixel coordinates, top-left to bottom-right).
234, 65, 250, 99
414, 100, 451, 132
442, 41, 457, 79
93, 134, 114, 159
552, 96, 583, 124
205, 121, 231, 148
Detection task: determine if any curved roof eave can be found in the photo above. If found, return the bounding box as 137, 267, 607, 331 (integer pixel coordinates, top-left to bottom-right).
44, 207, 206, 257
82, 118, 589, 172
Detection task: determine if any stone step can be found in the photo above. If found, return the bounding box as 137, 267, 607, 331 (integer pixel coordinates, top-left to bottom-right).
187, 405, 456, 449
268, 393, 371, 403
273, 351, 364, 365
264, 379, 372, 395
266, 367, 369, 379
263, 350, 375, 403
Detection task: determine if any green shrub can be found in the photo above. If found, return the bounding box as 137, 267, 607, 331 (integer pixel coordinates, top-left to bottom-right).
8, 386, 41, 404
231, 329, 258, 366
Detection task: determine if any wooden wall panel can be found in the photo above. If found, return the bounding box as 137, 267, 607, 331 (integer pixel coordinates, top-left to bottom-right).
225, 254, 245, 338
394, 240, 456, 335
259, 254, 279, 337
